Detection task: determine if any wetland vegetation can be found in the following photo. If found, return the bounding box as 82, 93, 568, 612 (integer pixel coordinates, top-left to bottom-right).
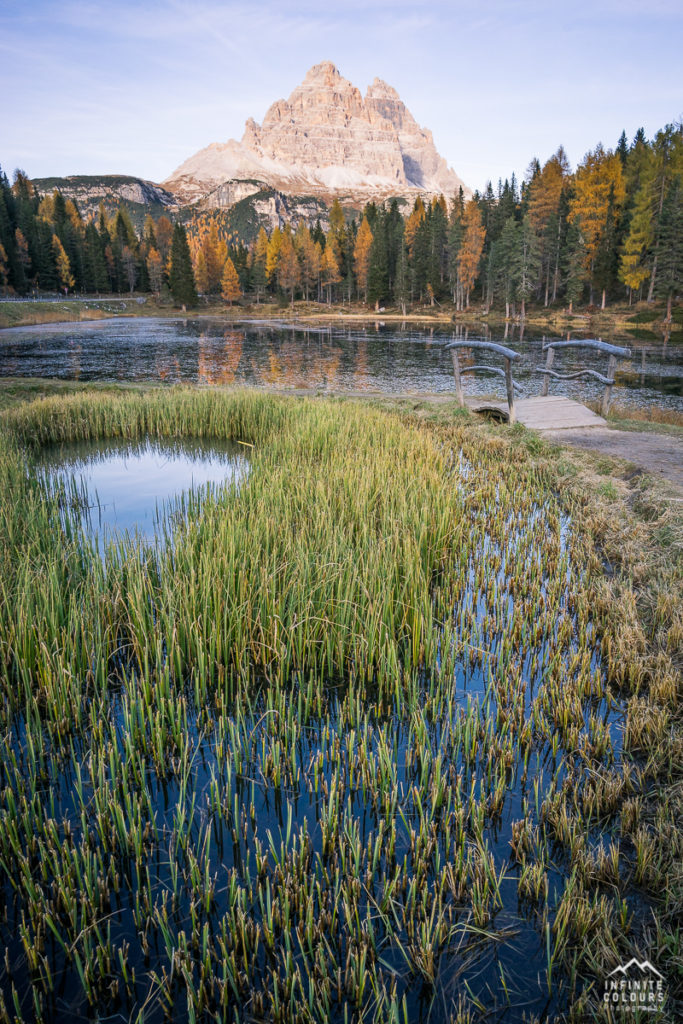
0, 388, 680, 1022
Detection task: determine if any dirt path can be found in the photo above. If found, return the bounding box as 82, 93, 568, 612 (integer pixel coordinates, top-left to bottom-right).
541, 427, 683, 491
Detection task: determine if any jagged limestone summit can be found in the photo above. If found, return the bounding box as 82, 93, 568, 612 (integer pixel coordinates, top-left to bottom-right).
164, 61, 468, 205
29, 64, 469, 236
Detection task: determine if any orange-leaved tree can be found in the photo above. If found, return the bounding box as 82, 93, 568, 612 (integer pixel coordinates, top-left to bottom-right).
52, 236, 74, 292
456, 200, 485, 308
353, 216, 373, 303
568, 144, 625, 304
221, 257, 242, 305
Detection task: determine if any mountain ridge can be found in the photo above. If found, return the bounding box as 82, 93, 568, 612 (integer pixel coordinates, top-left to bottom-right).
163, 62, 468, 206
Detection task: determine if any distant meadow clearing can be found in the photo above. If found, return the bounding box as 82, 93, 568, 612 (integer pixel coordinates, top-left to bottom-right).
0, 389, 679, 1023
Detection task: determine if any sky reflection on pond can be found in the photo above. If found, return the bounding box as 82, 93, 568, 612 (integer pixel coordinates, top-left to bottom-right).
34, 435, 249, 547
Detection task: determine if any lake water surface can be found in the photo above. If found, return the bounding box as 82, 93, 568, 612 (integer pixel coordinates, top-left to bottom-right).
1, 317, 681, 412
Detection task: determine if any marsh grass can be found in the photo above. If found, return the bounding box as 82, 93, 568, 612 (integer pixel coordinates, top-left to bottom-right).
0, 388, 679, 1022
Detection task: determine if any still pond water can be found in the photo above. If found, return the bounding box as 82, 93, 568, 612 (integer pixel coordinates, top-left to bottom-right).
1, 317, 681, 411
33, 436, 249, 549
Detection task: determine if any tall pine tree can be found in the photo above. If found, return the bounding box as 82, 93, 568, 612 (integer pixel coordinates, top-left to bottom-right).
169, 223, 197, 307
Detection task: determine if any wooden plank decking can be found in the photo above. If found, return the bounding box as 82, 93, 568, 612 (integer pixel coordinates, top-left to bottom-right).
465, 395, 607, 430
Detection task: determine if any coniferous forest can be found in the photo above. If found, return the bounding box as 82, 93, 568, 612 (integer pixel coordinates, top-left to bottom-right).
1, 122, 681, 317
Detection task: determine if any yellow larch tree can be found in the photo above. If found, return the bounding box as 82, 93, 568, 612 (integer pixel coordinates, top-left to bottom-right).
146, 248, 163, 295
266, 227, 282, 288
295, 225, 321, 300
204, 222, 227, 293
328, 199, 346, 258
277, 229, 300, 306
321, 245, 341, 304
252, 227, 269, 302
527, 147, 570, 304
404, 197, 425, 256
353, 216, 374, 302
37, 195, 55, 223
64, 200, 83, 234
568, 144, 625, 298
14, 229, 30, 273
456, 200, 485, 307
155, 216, 174, 265
194, 251, 209, 294
527, 149, 568, 234
52, 236, 74, 292
221, 257, 242, 305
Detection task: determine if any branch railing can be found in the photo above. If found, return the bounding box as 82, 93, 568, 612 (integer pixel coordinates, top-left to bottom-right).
447, 341, 521, 424
536, 340, 631, 417
447, 337, 632, 422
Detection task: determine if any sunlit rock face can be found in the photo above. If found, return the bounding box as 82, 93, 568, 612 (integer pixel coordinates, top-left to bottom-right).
164, 62, 469, 205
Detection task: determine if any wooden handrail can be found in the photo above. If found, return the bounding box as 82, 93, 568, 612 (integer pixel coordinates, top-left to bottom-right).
542, 339, 631, 357
539, 339, 631, 415
447, 340, 519, 422
447, 340, 520, 360
462, 365, 524, 392
533, 368, 615, 385
447, 337, 631, 424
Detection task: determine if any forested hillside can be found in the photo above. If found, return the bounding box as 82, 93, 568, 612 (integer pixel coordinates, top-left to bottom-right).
1, 123, 681, 316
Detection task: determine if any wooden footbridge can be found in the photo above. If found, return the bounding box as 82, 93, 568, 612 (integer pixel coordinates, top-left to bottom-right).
448, 339, 631, 429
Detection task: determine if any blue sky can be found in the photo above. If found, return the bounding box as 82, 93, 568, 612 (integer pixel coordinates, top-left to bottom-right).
1, 0, 681, 192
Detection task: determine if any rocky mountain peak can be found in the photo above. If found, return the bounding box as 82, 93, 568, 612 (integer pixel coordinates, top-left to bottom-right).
366, 77, 400, 100
164, 64, 468, 205
303, 60, 342, 83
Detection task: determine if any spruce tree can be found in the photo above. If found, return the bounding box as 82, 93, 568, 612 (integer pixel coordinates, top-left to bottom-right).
169, 223, 198, 307
563, 221, 587, 312
394, 242, 409, 315
593, 187, 619, 307
656, 179, 683, 322
511, 215, 541, 318
367, 210, 389, 308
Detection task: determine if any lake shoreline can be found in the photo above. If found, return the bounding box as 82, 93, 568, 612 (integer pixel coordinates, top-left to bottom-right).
1, 315, 680, 418
1, 296, 678, 337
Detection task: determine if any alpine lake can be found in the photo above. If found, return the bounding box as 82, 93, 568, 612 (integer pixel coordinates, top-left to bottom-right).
0, 319, 678, 1023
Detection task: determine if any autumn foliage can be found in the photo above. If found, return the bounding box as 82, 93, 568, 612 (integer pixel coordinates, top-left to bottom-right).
1, 120, 680, 315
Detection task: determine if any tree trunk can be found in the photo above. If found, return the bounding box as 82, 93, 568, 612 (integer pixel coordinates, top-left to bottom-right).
568, 299, 573, 314
601, 289, 606, 310
647, 253, 658, 303
647, 171, 668, 303
551, 217, 561, 303
666, 292, 672, 323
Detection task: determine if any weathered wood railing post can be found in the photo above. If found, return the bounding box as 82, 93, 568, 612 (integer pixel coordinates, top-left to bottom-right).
602, 354, 617, 417
451, 348, 464, 407
541, 346, 554, 396
504, 358, 516, 424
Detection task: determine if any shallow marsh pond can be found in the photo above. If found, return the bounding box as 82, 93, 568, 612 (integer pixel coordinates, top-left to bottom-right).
33, 435, 250, 548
